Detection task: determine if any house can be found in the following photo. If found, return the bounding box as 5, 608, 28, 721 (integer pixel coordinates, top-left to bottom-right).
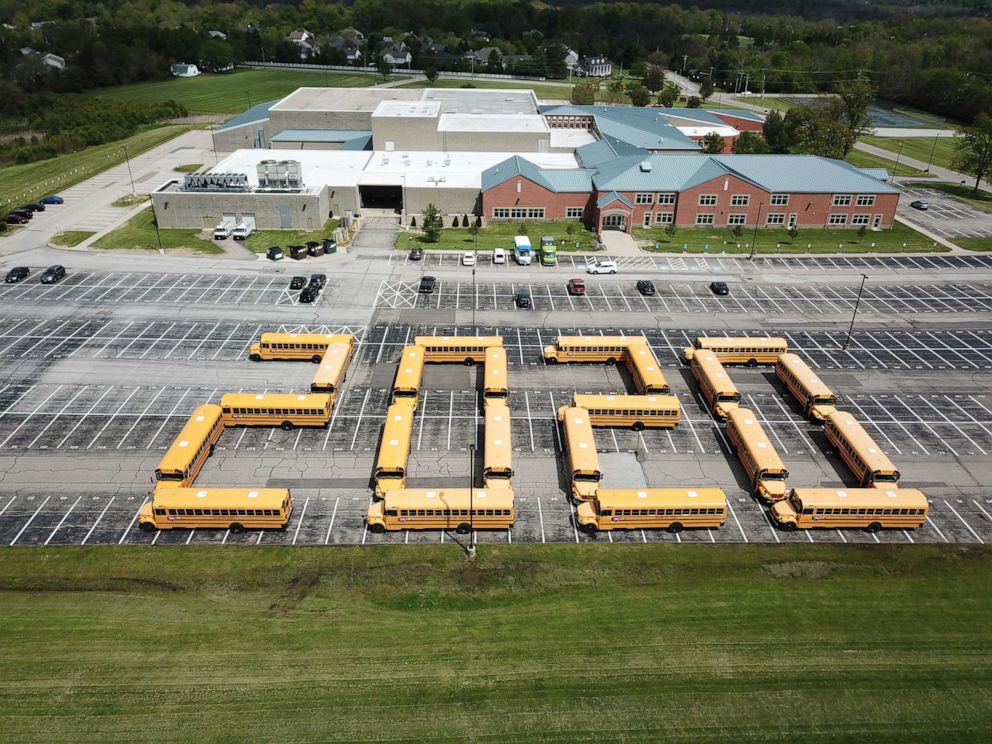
288, 29, 316, 59
420, 37, 447, 55
21, 47, 66, 71
464, 46, 502, 65
171, 63, 200, 77
563, 48, 580, 70
208, 30, 227, 40
330, 36, 363, 62
381, 43, 411, 66
578, 56, 612, 77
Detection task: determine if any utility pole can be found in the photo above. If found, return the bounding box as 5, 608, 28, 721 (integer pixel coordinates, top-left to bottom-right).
743, 72, 751, 94
749, 203, 763, 259
467, 443, 476, 560
890, 141, 904, 183
121, 145, 135, 194
925, 135, 939, 173
842, 274, 869, 351
681, 54, 688, 74
760, 69, 767, 98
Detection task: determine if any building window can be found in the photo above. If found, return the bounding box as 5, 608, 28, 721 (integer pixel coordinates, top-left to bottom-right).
635, 193, 653, 205
657, 193, 676, 205
833, 194, 852, 206
492, 208, 510, 219
698, 194, 717, 206
565, 207, 583, 219
728, 214, 747, 225
655, 212, 674, 224
730, 194, 750, 206
643, 213, 652, 227
852, 214, 871, 225
766, 213, 785, 225
770, 194, 789, 206
856, 195, 875, 207
695, 213, 715, 225
828, 214, 848, 225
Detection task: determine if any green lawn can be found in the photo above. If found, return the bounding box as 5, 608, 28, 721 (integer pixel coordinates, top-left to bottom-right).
88, 69, 381, 114
110, 193, 148, 208
243, 219, 341, 254
846, 147, 929, 177
398, 77, 576, 102
395, 220, 601, 252
907, 181, 992, 213
0, 545, 989, 741
633, 222, 945, 254
952, 237, 992, 251
861, 134, 960, 170
0, 124, 196, 207
92, 209, 222, 255
50, 230, 94, 247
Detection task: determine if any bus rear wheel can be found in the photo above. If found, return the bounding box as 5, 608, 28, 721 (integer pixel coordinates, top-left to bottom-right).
667, 522, 683, 534
747, 358, 758, 368
546, 357, 558, 364
632, 422, 645, 432
311, 354, 322, 363
579, 522, 597, 534
280, 421, 294, 431
249, 353, 261, 362
229, 523, 244, 534
463, 358, 474, 366
606, 356, 617, 364
455, 523, 472, 535
368, 523, 386, 534
866, 522, 882, 534
139, 522, 156, 533
780, 522, 798, 532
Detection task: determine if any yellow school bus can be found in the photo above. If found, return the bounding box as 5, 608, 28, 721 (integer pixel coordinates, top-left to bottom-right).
374, 403, 415, 497
543, 336, 631, 364
155, 404, 224, 486
391, 345, 425, 408
483, 403, 513, 488
414, 335, 503, 363
576, 488, 727, 534
557, 406, 602, 501
691, 351, 740, 420
220, 393, 332, 430
682, 336, 788, 365
775, 353, 837, 421
483, 346, 509, 405
624, 339, 670, 393
138, 487, 293, 533
725, 408, 789, 501
309, 340, 354, 394
771, 487, 928, 532
366, 487, 515, 533
249, 332, 351, 363
571, 393, 680, 430
824, 410, 900, 487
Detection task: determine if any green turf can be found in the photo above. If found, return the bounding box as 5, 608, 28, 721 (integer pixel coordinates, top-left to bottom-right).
395, 220, 601, 252
952, 236, 992, 251
846, 147, 928, 177
633, 222, 946, 254
243, 219, 341, 254
906, 181, 992, 213
173, 163, 203, 173
0, 125, 195, 207
398, 77, 576, 102
0, 545, 989, 742
92, 209, 222, 255
87, 69, 381, 114
861, 134, 960, 171
50, 230, 94, 247
110, 193, 149, 208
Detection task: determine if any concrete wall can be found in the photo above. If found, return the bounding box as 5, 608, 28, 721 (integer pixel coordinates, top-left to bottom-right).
372, 114, 442, 151
267, 109, 373, 139
327, 185, 360, 218
152, 187, 330, 230
440, 130, 550, 153
213, 122, 265, 152
272, 141, 344, 150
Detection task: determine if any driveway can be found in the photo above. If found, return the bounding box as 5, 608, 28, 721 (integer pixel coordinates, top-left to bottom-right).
599, 230, 641, 255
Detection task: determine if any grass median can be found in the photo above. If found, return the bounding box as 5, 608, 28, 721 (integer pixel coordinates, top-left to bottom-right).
395, 221, 601, 252
846, 147, 928, 177
243, 219, 341, 254
0, 544, 989, 741
92, 209, 222, 255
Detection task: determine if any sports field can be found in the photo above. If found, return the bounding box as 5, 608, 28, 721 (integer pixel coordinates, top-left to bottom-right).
1, 545, 989, 741
861, 135, 960, 171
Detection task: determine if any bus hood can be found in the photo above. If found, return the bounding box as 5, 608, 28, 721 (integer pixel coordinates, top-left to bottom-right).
138, 502, 154, 525
761, 481, 788, 500
573, 482, 599, 501
770, 500, 796, 523
681, 347, 694, 361
575, 501, 596, 524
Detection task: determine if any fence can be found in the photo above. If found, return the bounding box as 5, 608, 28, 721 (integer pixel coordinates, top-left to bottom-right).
237, 61, 546, 82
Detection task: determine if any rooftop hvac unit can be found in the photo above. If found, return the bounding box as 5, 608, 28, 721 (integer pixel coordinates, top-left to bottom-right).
182, 172, 249, 192
284, 160, 302, 187
256, 159, 277, 186
639, 161, 653, 172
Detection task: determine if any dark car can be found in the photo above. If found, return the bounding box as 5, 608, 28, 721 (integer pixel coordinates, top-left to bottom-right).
266, 246, 284, 261
636, 280, 656, 296
40, 265, 66, 284
5, 214, 29, 225
709, 281, 730, 296
39, 195, 63, 205
21, 202, 45, 212
910, 200, 929, 211
567, 278, 586, 295
299, 286, 319, 303
10, 209, 32, 221
515, 289, 532, 308
290, 276, 307, 290
419, 275, 436, 294
5, 267, 29, 283
309, 273, 327, 290
409, 247, 424, 261
306, 241, 324, 257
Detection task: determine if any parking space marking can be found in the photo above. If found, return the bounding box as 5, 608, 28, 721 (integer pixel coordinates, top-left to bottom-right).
0, 385, 65, 448
9, 495, 50, 545
80, 496, 115, 545
44, 496, 82, 545
118, 499, 148, 544
943, 500, 984, 543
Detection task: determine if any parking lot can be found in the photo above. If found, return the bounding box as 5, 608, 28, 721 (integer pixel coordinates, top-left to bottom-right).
376, 279, 992, 315
899, 188, 992, 239
0, 271, 315, 306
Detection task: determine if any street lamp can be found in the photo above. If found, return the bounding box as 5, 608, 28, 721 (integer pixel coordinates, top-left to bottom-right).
121, 144, 136, 194
467, 443, 477, 560
842, 274, 869, 351
890, 141, 904, 183
925, 135, 939, 173
749, 202, 763, 259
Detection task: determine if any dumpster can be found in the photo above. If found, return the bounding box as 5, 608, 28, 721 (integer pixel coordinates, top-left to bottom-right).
322, 238, 337, 255
288, 244, 307, 260
306, 240, 324, 257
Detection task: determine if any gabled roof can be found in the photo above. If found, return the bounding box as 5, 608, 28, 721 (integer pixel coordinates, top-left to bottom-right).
597, 191, 632, 208
216, 100, 277, 132
576, 136, 647, 168
543, 104, 700, 152
481, 155, 591, 193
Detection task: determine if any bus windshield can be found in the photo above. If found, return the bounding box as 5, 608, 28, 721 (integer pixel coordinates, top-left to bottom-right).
874, 473, 899, 483
718, 394, 741, 402
789, 493, 803, 513
574, 473, 601, 482
376, 470, 404, 479
762, 472, 786, 481
156, 472, 183, 481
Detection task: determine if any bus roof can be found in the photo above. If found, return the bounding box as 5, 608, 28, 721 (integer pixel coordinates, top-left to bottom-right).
777, 353, 834, 398
572, 393, 680, 411
726, 408, 787, 472
156, 404, 223, 473
484, 347, 507, 388
393, 345, 425, 389
377, 403, 415, 469
595, 488, 727, 510
414, 335, 504, 348
691, 352, 739, 394
559, 406, 601, 473
826, 411, 897, 472
484, 403, 513, 469
695, 336, 788, 350
220, 392, 333, 408
790, 487, 927, 510
151, 487, 290, 511
383, 487, 515, 510
554, 336, 634, 348
259, 332, 353, 346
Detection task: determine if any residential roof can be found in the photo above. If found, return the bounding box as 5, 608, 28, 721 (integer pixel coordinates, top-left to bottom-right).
597, 191, 632, 208
215, 100, 277, 132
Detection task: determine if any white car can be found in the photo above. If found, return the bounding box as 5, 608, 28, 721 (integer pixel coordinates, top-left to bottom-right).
462, 252, 476, 266
492, 248, 506, 264
586, 259, 618, 275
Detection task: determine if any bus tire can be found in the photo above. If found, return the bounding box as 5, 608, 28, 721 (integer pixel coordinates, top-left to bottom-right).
139, 522, 156, 533
280, 421, 294, 431
632, 422, 645, 432
747, 358, 758, 368
455, 523, 472, 535
368, 523, 386, 534
780, 522, 797, 532
249, 353, 261, 362
579, 522, 597, 534
209, 444, 216, 456
606, 356, 617, 364
229, 523, 244, 534
866, 522, 882, 534
546, 357, 558, 364
312, 354, 322, 363
668, 522, 683, 534
464, 357, 474, 366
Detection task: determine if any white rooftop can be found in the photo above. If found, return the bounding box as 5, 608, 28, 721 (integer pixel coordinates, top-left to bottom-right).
550, 129, 598, 149
675, 124, 739, 138
438, 114, 549, 133
272, 87, 422, 112
372, 100, 441, 118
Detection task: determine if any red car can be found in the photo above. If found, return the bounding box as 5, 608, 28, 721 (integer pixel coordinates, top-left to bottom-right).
567, 278, 586, 295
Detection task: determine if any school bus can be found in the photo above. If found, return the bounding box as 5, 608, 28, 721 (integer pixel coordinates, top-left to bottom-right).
576, 488, 727, 534
249, 332, 352, 363
543, 336, 631, 363
155, 404, 224, 486
775, 353, 837, 421
309, 340, 354, 394
624, 339, 670, 393
571, 393, 680, 430
220, 393, 333, 430
771, 487, 928, 532
725, 408, 789, 501
366, 487, 515, 533
483, 403, 513, 488
557, 406, 602, 501
138, 487, 293, 533
414, 335, 503, 363
824, 411, 900, 487
374, 403, 415, 497
391, 345, 425, 407
483, 346, 509, 405
691, 351, 740, 420
682, 336, 788, 365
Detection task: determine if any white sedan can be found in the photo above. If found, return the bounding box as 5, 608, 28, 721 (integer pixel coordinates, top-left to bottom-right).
586, 259, 618, 275
462, 252, 476, 266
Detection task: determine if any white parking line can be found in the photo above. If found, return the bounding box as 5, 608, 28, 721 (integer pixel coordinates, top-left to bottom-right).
926, 515, 949, 542
44, 495, 82, 545
9, 495, 51, 545
292, 497, 310, 545
0, 385, 66, 448
25, 385, 90, 449
349, 389, 372, 451
915, 395, 986, 455
118, 499, 147, 544
145, 388, 194, 449
80, 496, 115, 545
325, 497, 340, 544
891, 395, 956, 457
87, 386, 142, 449
725, 501, 748, 542
943, 500, 984, 543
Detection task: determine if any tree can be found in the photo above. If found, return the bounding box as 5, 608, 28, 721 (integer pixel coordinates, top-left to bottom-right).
763, 109, 789, 153
686, 96, 702, 108
783, 105, 853, 159
566, 223, 576, 241
421, 203, 443, 243
452, 216, 460, 227
605, 79, 626, 104
732, 131, 770, 154
376, 57, 391, 81
857, 225, 868, 245
643, 66, 665, 94
475, 215, 482, 228
836, 77, 876, 155
658, 83, 678, 108
664, 223, 677, 242
410, 216, 416, 228
702, 132, 724, 154
952, 113, 992, 193
627, 84, 651, 107
423, 62, 438, 85
570, 81, 597, 105
787, 226, 799, 241
731, 225, 744, 240
700, 78, 714, 100
461, 214, 469, 227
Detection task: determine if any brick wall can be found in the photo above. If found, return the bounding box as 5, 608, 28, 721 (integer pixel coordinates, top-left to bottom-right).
481, 175, 594, 222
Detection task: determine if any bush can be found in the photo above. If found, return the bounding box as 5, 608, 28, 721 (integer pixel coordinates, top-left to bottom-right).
452, 216, 459, 227
461, 214, 469, 227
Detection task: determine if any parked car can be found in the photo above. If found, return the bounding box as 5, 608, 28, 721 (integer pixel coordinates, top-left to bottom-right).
462, 252, 476, 266
409, 247, 423, 261
40, 265, 66, 284
39, 195, 63, 205
709, 281, 730, 296
290, 276, 307, 290
299, 286, 319, 303
5, 214, 29, 225
266, 246, 284, 261
515, 289, 532, 308
309, 273, 327, 290
492, 248, 506, 265
5, 266, 29, 283
910, 200, 929, 211
10, 209, 32, 221
586, 259, 618, 275
567, 278, 586, 295
21, 202, 45, 212
636, 279, 656, 296
419, 275, 437, 294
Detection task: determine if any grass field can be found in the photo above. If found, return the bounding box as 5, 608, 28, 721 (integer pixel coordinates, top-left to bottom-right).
395, 220, 601, 252
398, 77, 577, 102
243, 219, 341, 254
633, 222, 945, 254
845, 147, 928, 177
0, 124, 195, 208
861, 134, 960, 171
0, 545, 989, 741
92, 209, 221, 255
952, 237, 992, 251
88, 69, 381, 114
50, 230, 94, 247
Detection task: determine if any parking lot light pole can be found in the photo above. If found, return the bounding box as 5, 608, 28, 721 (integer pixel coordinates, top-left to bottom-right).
925, 135, 939, 173
749, 203, 763, 259
467, 444, 476, 560
842, 274, 869, 351
890, 141, 904, 183
121, 144, 136, 194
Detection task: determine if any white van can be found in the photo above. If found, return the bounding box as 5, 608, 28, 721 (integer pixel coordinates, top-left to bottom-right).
231, 222, 255, 241
492, 248, 506, 265
213, 220, 234, 240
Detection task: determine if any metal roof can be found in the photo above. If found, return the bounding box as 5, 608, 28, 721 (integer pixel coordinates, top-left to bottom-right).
481, 155, 592, 193
597, 191, 632, 208
270, 129, 372, 143
216, 100, 277, 132
539, 169, 594, 192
